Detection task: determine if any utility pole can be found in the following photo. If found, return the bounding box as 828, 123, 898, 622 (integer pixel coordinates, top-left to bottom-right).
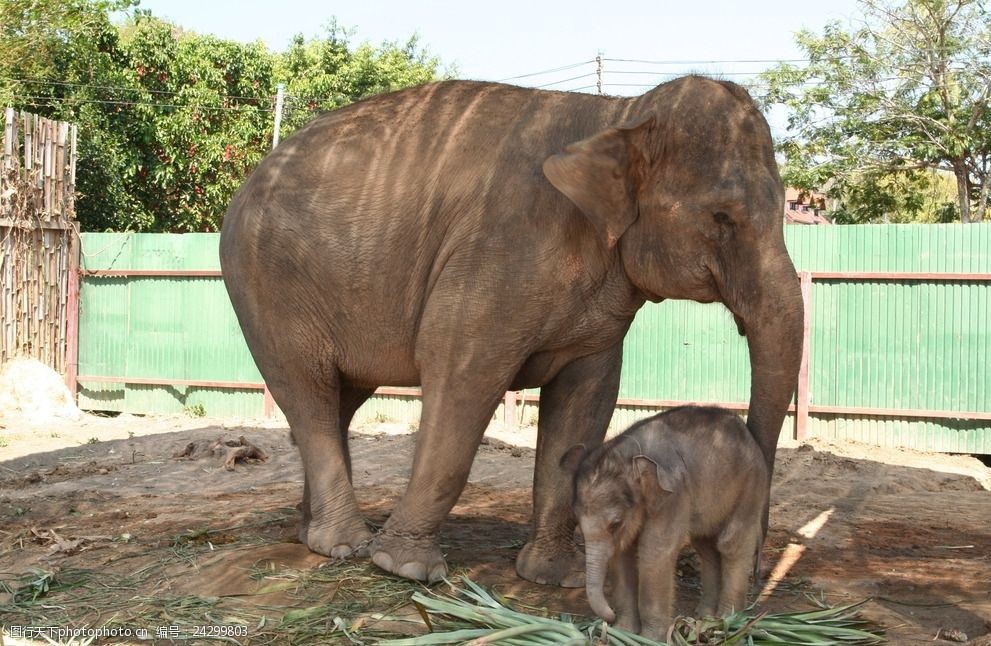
596, 52, 603, 95
272, 83, 285, 150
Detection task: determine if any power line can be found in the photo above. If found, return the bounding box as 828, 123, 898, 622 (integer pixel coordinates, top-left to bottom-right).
7, 50, 981, 103
603, 56, 813, 65
600, 83, 657, 89
4, 58, 967, 115
603, 69, 772, 78
496, 60, 595, 82
534, 73, 597, 89
1, 76, 272, 103
7, 94, 272, 112
496, 51, 985, 85
5, 75, 464, 111
4, 76, 354, 111
601, 48, 980, 66
9, 66, 970, 99
3, 75, 932, 113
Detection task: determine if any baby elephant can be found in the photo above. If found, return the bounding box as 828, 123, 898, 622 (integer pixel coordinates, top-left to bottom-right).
561, 406, 768, 639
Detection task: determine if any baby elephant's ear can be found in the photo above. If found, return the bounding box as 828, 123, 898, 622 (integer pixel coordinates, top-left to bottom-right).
633, 455, 677, 494
559, 444, 587, 474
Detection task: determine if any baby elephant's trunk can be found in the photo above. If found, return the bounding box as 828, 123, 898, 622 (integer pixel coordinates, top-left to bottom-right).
584, 540, 616, 623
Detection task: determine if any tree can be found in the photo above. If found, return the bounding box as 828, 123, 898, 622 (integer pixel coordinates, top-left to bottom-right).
0, 0, 134, 76
276, 21, 445, 133
1, 0, 149, 230
1, 2, 444, 231
117, 13, 275, 231
828, 168, 959, 223
759, 0, 991, 223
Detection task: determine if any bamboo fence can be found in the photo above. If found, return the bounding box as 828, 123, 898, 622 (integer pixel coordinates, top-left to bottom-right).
1, 108, 77, 373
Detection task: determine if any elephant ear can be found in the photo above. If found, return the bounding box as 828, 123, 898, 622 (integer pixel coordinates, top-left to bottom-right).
559, 443, 587, 474
632, 455, 678, 495
543, 116, 654, 249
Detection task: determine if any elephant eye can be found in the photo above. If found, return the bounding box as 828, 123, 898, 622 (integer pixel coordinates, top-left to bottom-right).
607, 519, 623, 533
712, 211, 736, 242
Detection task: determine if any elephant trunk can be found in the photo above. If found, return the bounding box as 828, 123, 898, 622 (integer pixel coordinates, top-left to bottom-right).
584, 538, 616, 623
717, 237, 804, 472
741, 250, 804, 472
717, 245, 802, 543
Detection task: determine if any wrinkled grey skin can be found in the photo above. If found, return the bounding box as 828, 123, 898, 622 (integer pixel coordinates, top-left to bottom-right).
563, 407, 769, 640
220, 76, 802, 586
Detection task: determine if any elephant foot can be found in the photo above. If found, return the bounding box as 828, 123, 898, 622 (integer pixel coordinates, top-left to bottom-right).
370, 528, 447, 583
614, 614, 641, 635
694, 602, 717, 619
515, 537, 585, 587
299, 518, 373, 559
640, 623, 671, 643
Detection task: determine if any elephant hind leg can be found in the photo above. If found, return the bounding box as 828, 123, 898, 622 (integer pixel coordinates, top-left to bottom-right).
339, 386, 376, 483
715, 524, 761, 616
275, 371, 373, 559
517, 345, 624, 588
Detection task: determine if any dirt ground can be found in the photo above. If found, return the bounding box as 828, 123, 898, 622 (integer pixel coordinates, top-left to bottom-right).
1, 412, 989, 645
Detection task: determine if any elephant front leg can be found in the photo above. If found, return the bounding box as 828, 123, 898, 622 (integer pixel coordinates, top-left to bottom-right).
610, 545, 641, 633
516, 345, 623, 587
636, 542, 680, 641
716, 527, 760, 616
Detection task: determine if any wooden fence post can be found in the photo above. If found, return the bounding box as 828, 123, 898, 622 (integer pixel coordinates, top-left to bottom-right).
263, 385, 276, 418
504, 391, 518, 428
796, 271, 813, 441
64, 225, 80, 398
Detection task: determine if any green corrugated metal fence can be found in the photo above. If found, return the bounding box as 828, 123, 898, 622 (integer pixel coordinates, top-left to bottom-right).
77, 234, 263, 418
75, 224, 991, 453
791, 226, 990, 453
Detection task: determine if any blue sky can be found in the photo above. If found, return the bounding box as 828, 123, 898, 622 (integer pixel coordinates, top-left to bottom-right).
135, 0, 863, 86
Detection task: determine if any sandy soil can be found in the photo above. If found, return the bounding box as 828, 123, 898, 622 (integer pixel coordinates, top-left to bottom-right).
1, 412, 989, 645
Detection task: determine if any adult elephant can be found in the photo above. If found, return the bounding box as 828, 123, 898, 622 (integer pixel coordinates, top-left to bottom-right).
219, 76, 803, 586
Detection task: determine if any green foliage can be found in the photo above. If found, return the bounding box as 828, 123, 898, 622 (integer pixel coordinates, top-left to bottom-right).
380, 576, 883, 645
757, 0, 991, 223
116, 14, 275, 231
5, 569, 61, 604
0, 2, 444, 232
0, 0, 145, 230
830, 169, 959, 224
184, 402, 206, 417
372, 412, 395, 424
0, 0, 135, 79
277, 20, 445, 132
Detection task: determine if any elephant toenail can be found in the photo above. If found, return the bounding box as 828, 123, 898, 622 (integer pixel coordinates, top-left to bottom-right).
372, 551, 394, 573
397, 562, 427, 581
428, 564, 447, 583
